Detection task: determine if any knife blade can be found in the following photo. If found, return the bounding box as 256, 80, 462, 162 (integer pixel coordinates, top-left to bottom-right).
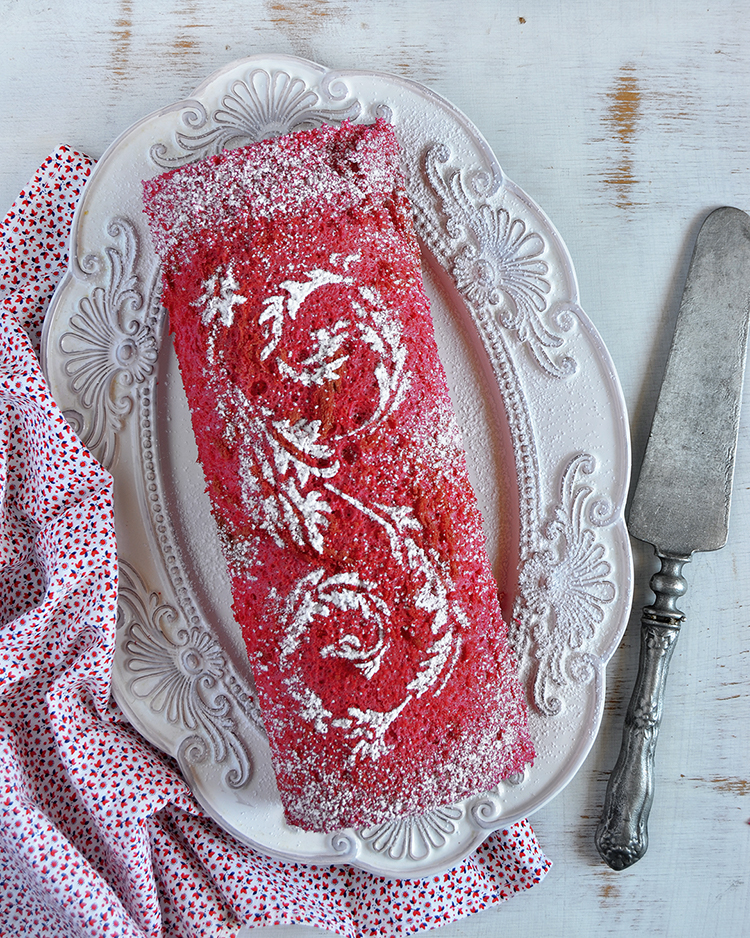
595, 206, 750, 871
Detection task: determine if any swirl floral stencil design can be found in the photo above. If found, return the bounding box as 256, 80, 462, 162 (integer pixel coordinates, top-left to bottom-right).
193, 251, 469, 766
58, 218, 162, 469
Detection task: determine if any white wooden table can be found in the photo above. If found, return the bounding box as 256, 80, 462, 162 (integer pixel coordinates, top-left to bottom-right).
2, 3, 749, 935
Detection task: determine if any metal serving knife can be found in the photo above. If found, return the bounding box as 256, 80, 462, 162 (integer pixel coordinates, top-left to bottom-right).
595, 206, 750, 871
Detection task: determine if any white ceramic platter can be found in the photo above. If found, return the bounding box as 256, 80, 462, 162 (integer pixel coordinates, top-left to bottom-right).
42, 54, 632, 878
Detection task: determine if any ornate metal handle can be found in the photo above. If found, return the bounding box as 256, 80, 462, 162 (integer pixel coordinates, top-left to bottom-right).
595, 553, 689, 870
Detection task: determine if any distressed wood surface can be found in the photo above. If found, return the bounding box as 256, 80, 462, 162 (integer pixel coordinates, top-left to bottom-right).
2, 2, 749, 936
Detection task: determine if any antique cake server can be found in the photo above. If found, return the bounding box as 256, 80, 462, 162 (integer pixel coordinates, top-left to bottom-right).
595, 206, 750, 870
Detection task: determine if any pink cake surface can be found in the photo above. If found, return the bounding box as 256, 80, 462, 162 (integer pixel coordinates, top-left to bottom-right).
143, 120, 534, 833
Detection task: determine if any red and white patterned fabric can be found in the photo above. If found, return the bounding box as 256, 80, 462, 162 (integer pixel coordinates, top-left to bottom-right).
0, 146, 551, 938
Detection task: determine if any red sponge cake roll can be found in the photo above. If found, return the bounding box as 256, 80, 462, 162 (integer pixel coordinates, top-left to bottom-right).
142, 119, 534, 833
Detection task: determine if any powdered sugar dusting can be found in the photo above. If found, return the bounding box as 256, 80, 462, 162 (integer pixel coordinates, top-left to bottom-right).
142, 119, 534, 834
143, 122, 400, 263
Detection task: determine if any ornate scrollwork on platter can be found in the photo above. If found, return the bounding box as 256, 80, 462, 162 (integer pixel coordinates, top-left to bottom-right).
57, 218, 163, 469
150, 67, 363, 168
116, 561, 259, 789
359, 805, 464, 862
39, 55, 634, 876
513, 453, 617, 715
408, 144, 580, 379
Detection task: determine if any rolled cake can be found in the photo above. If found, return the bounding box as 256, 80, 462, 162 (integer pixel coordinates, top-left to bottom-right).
143, 119, 534, 833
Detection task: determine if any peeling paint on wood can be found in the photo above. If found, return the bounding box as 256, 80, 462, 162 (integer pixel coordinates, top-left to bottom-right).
683, 776, 750, 795
266, 0, 351, 41
602, 64, 642, 210
110, 0, 133, 82
165, 1, 206, 70
599, 881, 620, 902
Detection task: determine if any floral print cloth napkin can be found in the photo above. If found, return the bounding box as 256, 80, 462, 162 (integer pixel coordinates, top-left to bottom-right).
0, 146, 551, 938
